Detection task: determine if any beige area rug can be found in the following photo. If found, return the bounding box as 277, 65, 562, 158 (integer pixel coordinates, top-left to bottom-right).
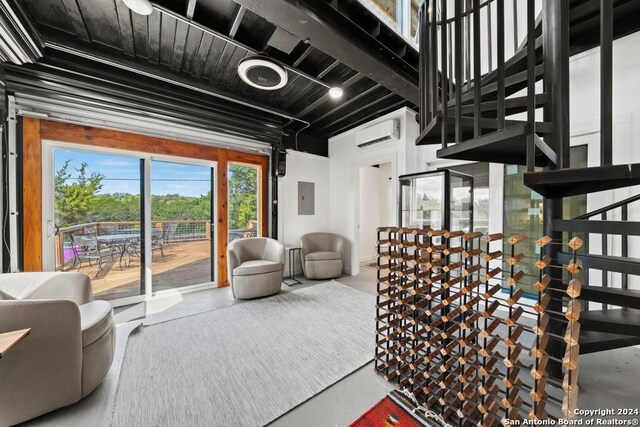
111, 281, 375, 426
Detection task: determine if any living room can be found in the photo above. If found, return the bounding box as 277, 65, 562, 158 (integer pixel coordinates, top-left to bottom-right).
1, 0, 640, 426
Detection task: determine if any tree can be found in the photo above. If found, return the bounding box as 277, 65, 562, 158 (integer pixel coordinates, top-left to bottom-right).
54, 161, 104, 227
228, 164, 258, 230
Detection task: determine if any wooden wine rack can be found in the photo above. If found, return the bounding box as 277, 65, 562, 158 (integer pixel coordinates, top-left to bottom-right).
374, 227, 583, 425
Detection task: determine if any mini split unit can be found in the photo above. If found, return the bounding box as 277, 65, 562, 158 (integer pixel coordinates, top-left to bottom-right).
355, 119, 400, 149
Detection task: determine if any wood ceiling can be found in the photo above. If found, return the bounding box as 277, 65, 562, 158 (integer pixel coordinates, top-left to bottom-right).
18, 0, 420, 140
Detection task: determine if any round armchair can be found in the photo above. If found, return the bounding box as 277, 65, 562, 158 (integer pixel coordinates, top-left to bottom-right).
300, 232, 344, 280
227, 237, 285, 299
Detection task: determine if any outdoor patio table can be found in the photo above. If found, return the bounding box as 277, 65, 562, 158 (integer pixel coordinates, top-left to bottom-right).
97, 234, 140, 269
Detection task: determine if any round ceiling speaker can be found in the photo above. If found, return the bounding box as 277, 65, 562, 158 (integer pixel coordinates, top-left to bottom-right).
238, 56, 288, 91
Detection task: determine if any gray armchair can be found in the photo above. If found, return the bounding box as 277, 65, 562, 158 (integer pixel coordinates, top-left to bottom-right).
0, 272, 115, 426
300, 232, 344, 280
227, 237, 285, 299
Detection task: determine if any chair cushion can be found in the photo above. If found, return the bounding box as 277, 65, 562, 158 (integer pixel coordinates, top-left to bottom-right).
79, 300, 113, 347
306, 251, 342, 261
0, 290, 15, 300
233, 260, 283, 276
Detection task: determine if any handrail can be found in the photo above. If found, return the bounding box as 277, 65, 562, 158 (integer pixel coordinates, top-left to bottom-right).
58, 222, 98, 233
574, 194, 640, 220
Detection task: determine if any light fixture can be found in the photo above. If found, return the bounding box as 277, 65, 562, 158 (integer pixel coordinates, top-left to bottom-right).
123, 0, 153, 16
238, 56, 288, 91
328, 87, 344, 99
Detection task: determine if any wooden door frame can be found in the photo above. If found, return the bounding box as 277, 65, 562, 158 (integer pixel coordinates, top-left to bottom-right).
21, 118, 269, 287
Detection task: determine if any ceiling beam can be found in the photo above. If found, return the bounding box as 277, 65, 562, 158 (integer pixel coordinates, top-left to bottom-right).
186, 0, 197, 20
228, 5, 245, 38
295, 73, 365, 118
291, 44, 311, 67
232, 0, 419, 105
42, 36, 298, 122
326, 99, 408, 137
0, 0, 42, 64
152, 4, 329, 88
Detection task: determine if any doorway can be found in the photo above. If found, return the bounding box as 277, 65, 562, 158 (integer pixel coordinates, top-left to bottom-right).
358, 162, 394, 270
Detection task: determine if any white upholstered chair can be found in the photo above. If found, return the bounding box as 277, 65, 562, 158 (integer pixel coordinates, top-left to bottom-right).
300, 232, 344, 280
227, 237, 285, 299
0, 272, 115, 426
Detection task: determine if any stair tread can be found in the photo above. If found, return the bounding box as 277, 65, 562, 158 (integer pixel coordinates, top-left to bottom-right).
416, 113, 551, 146
558, 252, 640, 276
449, 93, 549, 118
580, 286, 640, 310
581, 308, 640, 337
432, 123, 552, 166
579, 330, 640, 354
524, 163, 640, 198
582, 308, 640, 325
476, 35, 543, 89
553, 219, 640, 236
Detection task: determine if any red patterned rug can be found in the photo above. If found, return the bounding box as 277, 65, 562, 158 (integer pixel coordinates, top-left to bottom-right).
349, 391, 434, 427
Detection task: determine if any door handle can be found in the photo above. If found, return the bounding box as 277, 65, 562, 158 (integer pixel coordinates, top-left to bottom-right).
46, 221, 57, 238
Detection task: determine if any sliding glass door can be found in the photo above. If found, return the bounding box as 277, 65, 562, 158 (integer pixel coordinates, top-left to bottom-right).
151, 160, 215, 291
45, 145, 217, 302
51, 149, 144, 301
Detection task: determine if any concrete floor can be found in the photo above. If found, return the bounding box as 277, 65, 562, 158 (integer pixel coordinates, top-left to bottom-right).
27, 265, 640, 426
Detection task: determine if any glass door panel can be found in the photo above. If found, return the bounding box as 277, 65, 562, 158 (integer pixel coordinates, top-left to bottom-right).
228, 163, 260, 242
400, 173, 443, 229
53, 149, 143, 301
150, 160, 214, 291
449, 172, 473, 232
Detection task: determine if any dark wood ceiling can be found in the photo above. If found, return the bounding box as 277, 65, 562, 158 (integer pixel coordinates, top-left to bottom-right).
18, 0, 419, 139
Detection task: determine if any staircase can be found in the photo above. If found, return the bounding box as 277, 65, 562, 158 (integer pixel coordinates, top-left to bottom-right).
417, 0, 640, 355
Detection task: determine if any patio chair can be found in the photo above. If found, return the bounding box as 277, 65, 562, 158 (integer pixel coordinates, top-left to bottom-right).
70, 232, 118, 271
162, 222, 178, 244
151, 227, 166, 261
98, 224, 118, 235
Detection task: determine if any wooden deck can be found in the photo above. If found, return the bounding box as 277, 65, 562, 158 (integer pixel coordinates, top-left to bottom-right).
61, 240, 214, 301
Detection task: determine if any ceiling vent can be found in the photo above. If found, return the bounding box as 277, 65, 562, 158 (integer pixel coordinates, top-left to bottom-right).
238, 55, 288, 91
356, 119, 400, 149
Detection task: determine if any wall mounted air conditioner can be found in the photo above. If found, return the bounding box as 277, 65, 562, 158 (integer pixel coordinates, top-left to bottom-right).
356, 119, 400, 149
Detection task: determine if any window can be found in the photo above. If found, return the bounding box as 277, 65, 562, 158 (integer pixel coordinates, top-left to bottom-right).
503, 146, 587, 295
228, 163, 260, 242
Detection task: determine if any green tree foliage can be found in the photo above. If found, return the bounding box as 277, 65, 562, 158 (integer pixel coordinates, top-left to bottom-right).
54, 161, 104, 227
55, 161, 257, 232
228, 164, 258, 230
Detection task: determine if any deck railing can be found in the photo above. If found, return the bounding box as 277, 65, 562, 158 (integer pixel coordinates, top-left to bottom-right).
56, 220, 257, 270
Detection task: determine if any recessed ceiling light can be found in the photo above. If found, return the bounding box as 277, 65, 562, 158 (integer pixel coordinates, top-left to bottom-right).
328, 87, 344, 99
123, 0, 153, 16
238, 56, 288, 90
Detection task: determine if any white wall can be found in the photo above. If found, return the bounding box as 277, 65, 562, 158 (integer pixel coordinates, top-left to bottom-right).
358, 166, 382, 262
378, 162, 394, 227
328, 107, 425, 275
358, 163, 394, 263
567, 32, 640, 290
277, 150, 330, 276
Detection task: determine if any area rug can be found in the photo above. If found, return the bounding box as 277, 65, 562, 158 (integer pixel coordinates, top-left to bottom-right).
111, 281, 375, 426
349, 391, 435, 427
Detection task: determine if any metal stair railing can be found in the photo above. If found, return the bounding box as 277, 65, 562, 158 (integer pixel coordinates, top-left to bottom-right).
571, 194, 640, 310
418, 0, 542, 170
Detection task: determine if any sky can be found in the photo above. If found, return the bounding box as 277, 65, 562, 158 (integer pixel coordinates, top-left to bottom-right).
54, 149, 212, 197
